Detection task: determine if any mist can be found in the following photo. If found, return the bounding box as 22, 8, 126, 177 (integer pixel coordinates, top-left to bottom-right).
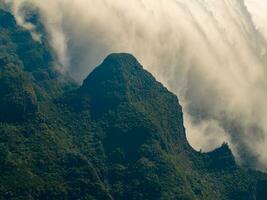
5, 0, 267, 171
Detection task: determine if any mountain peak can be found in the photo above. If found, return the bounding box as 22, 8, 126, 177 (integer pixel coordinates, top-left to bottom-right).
65, 53, 189, 152
205, 143, 236, 170
81, 53, 181, 115
81, 53, 144, 108
82, 53, 145, 89
103, 53, 141, 68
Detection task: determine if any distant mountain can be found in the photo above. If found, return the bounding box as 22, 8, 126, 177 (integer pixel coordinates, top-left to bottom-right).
0, 8, 267, 200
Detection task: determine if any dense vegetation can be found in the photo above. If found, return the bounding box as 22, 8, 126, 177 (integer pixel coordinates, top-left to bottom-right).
0, 8, 267, 200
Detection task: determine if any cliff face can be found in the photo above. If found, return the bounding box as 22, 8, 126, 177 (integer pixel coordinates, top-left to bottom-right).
79, 53, 188, 148
0, 9, 267, 200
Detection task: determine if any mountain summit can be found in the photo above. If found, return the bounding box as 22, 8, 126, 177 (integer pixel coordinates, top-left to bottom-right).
81, 53, 188, 145
1, 9, 267, 200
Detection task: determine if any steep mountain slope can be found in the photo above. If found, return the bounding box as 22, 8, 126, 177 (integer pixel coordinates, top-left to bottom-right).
60, 53, 267, 200
0, 8, 267, 200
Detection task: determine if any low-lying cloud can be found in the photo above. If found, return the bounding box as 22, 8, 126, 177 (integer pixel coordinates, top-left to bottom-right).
5, 0, 267, 171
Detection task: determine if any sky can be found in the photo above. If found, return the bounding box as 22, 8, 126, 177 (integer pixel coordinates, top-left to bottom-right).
4, 0, 267, 171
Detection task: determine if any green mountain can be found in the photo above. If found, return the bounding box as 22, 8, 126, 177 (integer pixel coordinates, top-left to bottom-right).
0, 8, 267, 200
